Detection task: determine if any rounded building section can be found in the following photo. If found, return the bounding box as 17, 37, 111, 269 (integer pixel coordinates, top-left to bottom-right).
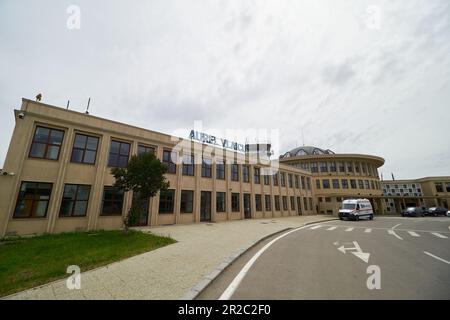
279, 146, 385, 215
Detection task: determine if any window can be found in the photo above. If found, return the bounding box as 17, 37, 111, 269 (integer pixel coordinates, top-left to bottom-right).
297, 197, 302, 214
309, 198, 313, 211
311, 162, 318, 173
254, 167, 261, 184
341, 179, 349, 189
108, 140, 130, 168
216, 159, 225, 180
201, 157, 212, 178
60, 184, 90, 217
255, 194, 262, 211
332, 179, 339, 189
320, 162, 328, 172
301, 176, 306, 189
362, 163, 366, 174
183, 154, 195, 176
216, 192, 226, 212
303, 197, 308, 210
180, 190, 194, 213
137, 144, 155, 155
435, 183, 444, 193
338, 162, 345, 172
273, 173, 279, 186
322, 179, 330, 189
231, 164, 239, 181
29, 126, 64, 160
264, 174, 270, 185
282, 196, 288, 210
243, 165, 250, 183
101, 186, 124, 216
294, 175, 299, 188
330, 162, 337, 172
14, 182, 52, 218
347, 162, 353, 172
355, 163, 360, 173
316, 179, 321, 189
325, 197, 332, 203
350, 179, 357, 189
280, 173, 286, 187
71, 133, 99, 164
446, 182, 450, 192
365, 180, 370, 190
358, 180, 364, 189
274, 196, 280, 211
232, 193, 240, 212
163, 149, 177, 174
159, 189, 175, 214
265, 195, 271, 211
290, 196, 295, 210
306, 177, 311, 190
288, 174, 293, 188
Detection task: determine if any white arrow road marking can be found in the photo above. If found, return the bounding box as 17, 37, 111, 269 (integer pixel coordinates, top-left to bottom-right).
337, 241, 370, 263
431, 232, 448, 239
327, 226, 337, 231
408, 231, 420, 237
310, 225, 322, 230
388, 223, 403, 240
364, 228, 372, 233
424, 251, 450, 265
345, 227, 354, 232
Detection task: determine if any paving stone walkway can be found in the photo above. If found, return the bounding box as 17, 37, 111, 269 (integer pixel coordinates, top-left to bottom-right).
5, 215, 335, 300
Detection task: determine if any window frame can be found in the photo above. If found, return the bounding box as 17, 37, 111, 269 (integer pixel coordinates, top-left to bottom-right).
180, 190, 194, 213
163, 149, 177, 174
100, 186, 124, 216
216, 192, 226, 212
28, 126, 65, 161
59, 184, 91, 217
159, 189, 175, 214
70, 133, 99, 165
13, 181, 53, 219
108, 139, 131, 168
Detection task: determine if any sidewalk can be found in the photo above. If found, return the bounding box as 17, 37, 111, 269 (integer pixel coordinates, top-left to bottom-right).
5, 215, 336, 300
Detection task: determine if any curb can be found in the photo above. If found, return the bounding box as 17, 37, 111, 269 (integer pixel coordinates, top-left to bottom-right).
180, 217, 338, 300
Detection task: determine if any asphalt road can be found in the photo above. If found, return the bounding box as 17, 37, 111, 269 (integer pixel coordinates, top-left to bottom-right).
197, 217, 450, 300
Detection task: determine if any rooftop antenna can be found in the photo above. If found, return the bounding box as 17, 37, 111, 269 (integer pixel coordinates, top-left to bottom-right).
85, 97, 91, 114
391, 173, 395, 181
66, 100, 70, 109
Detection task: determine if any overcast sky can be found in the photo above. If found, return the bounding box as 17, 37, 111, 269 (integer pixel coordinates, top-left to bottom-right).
1, 0, 449, 179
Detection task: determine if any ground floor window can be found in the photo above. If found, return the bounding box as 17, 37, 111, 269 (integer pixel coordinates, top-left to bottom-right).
303, 197, 308, 210
282, 196, 288, 211
265, 195, 271, 211
231, 193, 240, 212
101, 187, 124, 216
275, 196, 280, 211
14, 181, 53, 218
60, 184, 91, 217
290, 196, 295, 210
180, 190, 194, 213
309, 198, 313, 211
159, 189, 175, 214
255, 194, 262, 211
216, 192, 226, 212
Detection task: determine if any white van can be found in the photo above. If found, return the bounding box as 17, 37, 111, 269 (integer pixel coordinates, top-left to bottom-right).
339, 199, 374, 221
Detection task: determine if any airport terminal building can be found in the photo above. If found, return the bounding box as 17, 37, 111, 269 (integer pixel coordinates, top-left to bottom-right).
0, 99, 448, 236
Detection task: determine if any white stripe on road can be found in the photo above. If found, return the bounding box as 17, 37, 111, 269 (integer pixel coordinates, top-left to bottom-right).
345, 227, 354, 232
310, 225, 322, 230
388, 229, 403, 240
431, 232, 448, 239
408, 231, 420, 237
326, 226, 337, 231
424, 251, 450, 265
364, 228, 372, 233
219, 224, 312, 300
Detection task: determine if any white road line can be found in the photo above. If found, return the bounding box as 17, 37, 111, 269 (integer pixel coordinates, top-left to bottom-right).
424, 251, 450, 265
345, 227, 354, 232
388, 229, 403, 240
408, 231, 420, 237
310, 225, 322, 230
431, 232, 448, 239
364, 228, 372, 233
392, 223, 402, 230
326, 226, 337, 231
219, 224, 311, 300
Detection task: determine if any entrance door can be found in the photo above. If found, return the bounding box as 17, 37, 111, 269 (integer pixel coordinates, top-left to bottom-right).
200, 191, 211, 222
131, 192, 149, 226
244, 193, 251, 219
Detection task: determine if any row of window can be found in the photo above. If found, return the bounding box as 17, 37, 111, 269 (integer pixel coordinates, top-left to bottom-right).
13, 181, 314, 219
434, 182, 450, 193
294, 161, 379, 177
315, 178, 381, 190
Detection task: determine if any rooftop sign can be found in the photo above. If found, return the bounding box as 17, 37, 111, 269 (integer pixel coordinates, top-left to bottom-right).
189, 130, 246, 152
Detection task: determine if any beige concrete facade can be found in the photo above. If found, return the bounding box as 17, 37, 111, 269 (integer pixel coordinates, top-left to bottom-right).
0, 99, 316, 236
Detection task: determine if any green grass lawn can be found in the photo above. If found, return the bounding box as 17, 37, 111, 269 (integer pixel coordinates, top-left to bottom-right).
0, 230, 175, 297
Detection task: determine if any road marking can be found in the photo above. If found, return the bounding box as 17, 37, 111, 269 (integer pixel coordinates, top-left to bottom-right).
219, 224, 312, 300
392, 223, 401, 229
431, 232, 448, 239
336, 241, 370, 263
310, 225, 322, 230
364, 228, 372, 233
388, 229, 403, 240
326, 226, 337, 231
345, 227, 354, 232
408, 231, 420, 237
424, 251, 450, 265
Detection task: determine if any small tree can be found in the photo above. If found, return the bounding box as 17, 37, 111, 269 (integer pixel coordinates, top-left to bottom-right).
112, 152, 169, 233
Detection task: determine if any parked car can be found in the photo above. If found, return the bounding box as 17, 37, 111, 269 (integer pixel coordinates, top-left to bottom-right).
401, 207, 425, 217
447, 210, 450, 217
339, 199, 374, 221
425, 207, 448, 216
